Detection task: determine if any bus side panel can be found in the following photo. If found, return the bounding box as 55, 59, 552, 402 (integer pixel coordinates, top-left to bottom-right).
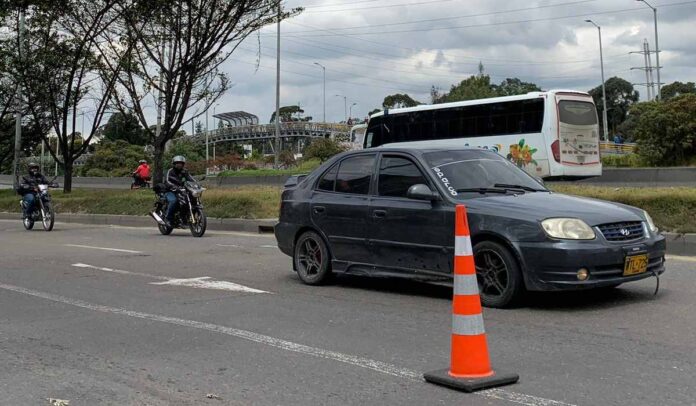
456, 134, 550, 178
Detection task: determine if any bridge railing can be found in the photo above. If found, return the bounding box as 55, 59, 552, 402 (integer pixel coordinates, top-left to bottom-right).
600, 142, 637, 155
191, 122, 351, 142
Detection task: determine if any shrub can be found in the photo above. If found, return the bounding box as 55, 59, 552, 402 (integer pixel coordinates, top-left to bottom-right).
85, 168, 109, 177
304, 138, 347, 162
601, 154, 646, 168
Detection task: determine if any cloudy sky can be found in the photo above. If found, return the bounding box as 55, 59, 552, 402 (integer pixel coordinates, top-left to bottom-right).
208, 0, 696, 127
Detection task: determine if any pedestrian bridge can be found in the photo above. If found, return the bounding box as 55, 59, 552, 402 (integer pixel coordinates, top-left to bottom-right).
189, 122, 351, 145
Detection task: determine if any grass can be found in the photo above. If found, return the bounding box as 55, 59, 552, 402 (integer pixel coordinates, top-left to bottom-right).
3, 184, 694, 233
549, 185, 696, 234
217, 159, 322, 177
0, 186, 283, 220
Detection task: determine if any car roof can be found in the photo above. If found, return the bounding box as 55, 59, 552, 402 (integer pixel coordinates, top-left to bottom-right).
337, 145, 496, 158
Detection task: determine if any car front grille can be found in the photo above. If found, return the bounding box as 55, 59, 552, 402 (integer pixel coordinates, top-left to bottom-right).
597, 221, 645, 242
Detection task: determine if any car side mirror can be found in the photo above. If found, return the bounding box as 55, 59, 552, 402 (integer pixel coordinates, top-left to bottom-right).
407, 184, 440, 201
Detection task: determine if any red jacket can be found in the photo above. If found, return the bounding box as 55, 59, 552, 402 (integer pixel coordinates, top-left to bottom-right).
134, 164, 150, 179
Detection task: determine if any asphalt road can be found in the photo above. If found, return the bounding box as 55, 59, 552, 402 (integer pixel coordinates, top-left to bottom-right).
0, 220, 694, 406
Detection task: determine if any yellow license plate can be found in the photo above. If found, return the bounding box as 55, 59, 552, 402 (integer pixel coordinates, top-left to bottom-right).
623, 254, 648, 276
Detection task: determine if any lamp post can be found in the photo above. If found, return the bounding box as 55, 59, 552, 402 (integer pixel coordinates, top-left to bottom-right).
637, 0, 661, 100
334, 94, 347, 123
314, 62, 326, 123
274, 2, 281, 169
349, 102, 357, 122
585, 19, 609, 141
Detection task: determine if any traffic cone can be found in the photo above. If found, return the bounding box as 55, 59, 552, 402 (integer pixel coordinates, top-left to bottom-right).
424, 204, 519, 392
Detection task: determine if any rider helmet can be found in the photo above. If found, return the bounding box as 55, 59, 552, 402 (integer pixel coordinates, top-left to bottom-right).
139, 159, 147, 164
28, 162, 40, 175
172, 155, 186, 170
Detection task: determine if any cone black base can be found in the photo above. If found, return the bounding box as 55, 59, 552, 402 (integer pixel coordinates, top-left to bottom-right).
423, 368, 519, 393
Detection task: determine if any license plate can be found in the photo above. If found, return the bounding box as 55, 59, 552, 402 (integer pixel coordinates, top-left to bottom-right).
623, 254, 648, 276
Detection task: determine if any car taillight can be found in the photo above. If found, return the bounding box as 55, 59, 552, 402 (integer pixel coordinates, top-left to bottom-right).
551, 140, 560, 162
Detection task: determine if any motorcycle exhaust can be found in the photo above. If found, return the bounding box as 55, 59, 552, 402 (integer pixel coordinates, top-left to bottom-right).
150, 211, 166, 226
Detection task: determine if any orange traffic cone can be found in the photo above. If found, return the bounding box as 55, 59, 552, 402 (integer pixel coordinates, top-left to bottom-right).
424, 204, 519, 392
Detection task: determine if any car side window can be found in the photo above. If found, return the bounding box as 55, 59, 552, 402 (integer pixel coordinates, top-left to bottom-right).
378, 156, 427, 198
334, 155, 375, 195
317, 164, 338, 192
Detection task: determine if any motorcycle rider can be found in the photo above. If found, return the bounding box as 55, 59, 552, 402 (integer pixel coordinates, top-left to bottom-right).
16, 162, 49, 219
164, 155, 195, 227
132, 159, 151, 187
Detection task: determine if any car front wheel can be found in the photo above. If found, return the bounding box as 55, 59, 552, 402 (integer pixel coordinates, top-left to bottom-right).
473, 241, 525, 308
294, 231, 332, 285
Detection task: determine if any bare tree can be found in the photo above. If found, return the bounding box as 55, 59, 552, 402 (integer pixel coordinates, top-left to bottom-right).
17, 1, 128, 192
101, 0, 295, 183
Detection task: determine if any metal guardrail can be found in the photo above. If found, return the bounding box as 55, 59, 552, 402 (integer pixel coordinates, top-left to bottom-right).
600, 142, 636, 155
190, 122, 352, 144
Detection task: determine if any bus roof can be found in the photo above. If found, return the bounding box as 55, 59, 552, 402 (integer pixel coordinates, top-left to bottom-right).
368, 89, 592, 119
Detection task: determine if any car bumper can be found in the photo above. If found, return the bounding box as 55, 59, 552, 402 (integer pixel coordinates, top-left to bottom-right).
274, 221, 297, 257
514, 234, 666, 291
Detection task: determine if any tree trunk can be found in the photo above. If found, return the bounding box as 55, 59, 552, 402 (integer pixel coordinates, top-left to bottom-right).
153, 139, 166, 185
63, 158, 73, 193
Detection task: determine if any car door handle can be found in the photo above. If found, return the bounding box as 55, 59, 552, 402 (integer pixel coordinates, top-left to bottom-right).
373, 209, 387, 218
313, 206, 326, 214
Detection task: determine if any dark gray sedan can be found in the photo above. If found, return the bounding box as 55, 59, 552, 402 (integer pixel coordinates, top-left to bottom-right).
275, 147, 666, 307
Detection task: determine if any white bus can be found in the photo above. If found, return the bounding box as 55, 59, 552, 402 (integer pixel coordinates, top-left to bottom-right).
348, 124, 367, 150
363, 89, 601, 178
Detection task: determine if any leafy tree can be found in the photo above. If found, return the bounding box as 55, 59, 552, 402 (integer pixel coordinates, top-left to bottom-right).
493, 78, 541, 96
15, 1, 129, 192
661, 81, 696, 100
382, 93, 421, 109
103, 1, 298, 184
303, 138, 346, 162
368, 108, 382, 116
82, 140, 152, 176
588, 77, 639, 136
631, 94, 696, 166
434, 75, 496, 103
163, 138, 205, 166
101, 112, 146, 145
270, 105, 311, 123
195, 121, 204, 134
278, 149, 296, 168
0, 117, 44, 174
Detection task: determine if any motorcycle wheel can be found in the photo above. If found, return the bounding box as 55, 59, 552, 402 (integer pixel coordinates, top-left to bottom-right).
41, 203, 55, 231
23, 216, 34, 230
189, 209, 207, 237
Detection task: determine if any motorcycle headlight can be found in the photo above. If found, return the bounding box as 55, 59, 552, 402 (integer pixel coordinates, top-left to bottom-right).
541, 218, 596, 240
642, 210, 658, 234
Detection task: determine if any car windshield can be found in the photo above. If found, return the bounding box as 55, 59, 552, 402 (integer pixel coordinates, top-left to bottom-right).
422, 150, 547, 197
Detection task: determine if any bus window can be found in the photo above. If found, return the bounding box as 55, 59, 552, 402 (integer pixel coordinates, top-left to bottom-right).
558, 100, 597, 125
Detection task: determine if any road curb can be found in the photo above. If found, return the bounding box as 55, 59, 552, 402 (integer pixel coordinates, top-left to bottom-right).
0, 212, 276, 234
662, 232, 696, 257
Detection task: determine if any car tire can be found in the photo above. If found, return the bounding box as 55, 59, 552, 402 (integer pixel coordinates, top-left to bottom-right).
294, 231, 332, 285
473, 240, 525, 308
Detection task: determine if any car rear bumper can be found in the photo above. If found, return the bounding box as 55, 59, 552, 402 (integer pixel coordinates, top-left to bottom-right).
274, 221, 297, 257
514, 234, 666, 291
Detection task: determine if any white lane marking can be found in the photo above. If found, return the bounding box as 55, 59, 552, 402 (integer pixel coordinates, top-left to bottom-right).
0, 283, 574, 406
216, 244, 241, 248
151, 277, 268, 294
71, 263, 267, 294
72, 263, 169, 280
64, 244, 143, 254
259, 245, 278, 248
665, 255, 696, 263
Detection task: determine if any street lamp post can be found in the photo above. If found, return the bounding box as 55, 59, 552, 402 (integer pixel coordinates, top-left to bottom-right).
274, 2, 281, 169
637, 0, 661, 100
334, 94, 347, 123
349, 102, 357, 122
586, 19, 609, 141
314, 62, 326, 123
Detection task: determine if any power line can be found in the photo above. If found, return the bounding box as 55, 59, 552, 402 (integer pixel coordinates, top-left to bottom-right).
274, 0, 696, 37
297, 0, 457, 13
289, 0, 598, 32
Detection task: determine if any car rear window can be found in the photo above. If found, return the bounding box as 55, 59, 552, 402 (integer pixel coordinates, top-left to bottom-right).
317, 164, 338, 192
378, 156, 427, 198
334, 155, 375, 195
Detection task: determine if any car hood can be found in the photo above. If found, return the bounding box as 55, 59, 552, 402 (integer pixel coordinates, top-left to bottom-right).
467, 192, 644, 226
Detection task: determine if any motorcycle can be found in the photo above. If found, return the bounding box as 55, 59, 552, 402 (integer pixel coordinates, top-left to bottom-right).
130, 174, 151, 189
20, 178, 59, 232
150, 180, 207, 237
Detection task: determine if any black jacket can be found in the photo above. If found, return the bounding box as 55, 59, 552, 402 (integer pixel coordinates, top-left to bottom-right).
17, 173, 49, 195
165, 167, 195, 190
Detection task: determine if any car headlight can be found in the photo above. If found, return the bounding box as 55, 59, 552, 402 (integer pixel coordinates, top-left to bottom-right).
541, 218, 596, 240
643, 210, 658, 234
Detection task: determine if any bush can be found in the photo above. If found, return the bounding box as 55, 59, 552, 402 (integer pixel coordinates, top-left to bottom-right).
83, 140, 151, 175
111, 167, 133, 177
303, 138, 347, 162
85, 168, 109, 177
601, 154, 646, 168
631, 94, 696, 166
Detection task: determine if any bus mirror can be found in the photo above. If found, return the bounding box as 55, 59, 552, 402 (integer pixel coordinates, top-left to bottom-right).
407, 184, 440, 201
